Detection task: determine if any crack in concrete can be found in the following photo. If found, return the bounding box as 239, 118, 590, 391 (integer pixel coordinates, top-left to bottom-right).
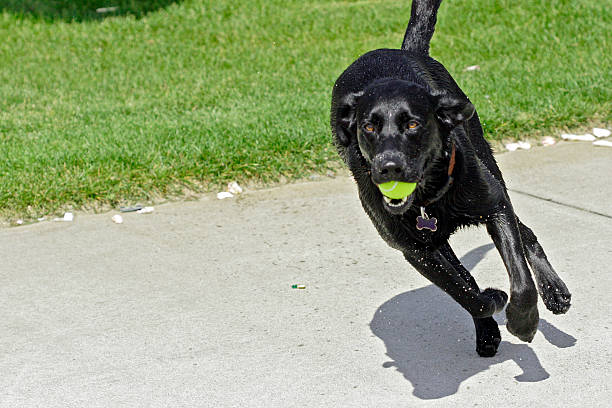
508, 188, 612, 220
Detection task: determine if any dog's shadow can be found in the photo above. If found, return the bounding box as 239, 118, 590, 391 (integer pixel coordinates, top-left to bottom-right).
370, 244, 576, 400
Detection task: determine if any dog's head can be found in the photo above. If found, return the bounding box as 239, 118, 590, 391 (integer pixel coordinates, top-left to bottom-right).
335, 79, 474, 214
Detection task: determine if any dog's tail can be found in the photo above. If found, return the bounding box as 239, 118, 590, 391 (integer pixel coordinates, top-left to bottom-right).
401, 0, 443, 55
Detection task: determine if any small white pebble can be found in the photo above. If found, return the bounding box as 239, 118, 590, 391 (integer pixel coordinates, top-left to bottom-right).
517, 141, 531, 150
505, 143, 519, 151
136, 206, 154, 214
53, 213, 73, 222
96, 6, 118, 13
111, 214, 124, 224
227, 181, 243, 195
593, 140, 612, 148
593, 128, 611, 138
464, 65, 480, 71
561, 133, 595, 141
217, 192, 234, 200
541, 136, 556, 146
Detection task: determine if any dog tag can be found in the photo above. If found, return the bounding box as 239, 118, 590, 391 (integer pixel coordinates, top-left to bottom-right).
417, 207, 438, 232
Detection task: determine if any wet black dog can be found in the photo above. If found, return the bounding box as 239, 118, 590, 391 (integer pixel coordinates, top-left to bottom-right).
330, 0, 571, 357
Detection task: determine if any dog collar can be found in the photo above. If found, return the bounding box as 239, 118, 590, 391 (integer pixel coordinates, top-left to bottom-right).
417, 142, 456, 231
421, 142, 456, 206
447, 142, 456, 176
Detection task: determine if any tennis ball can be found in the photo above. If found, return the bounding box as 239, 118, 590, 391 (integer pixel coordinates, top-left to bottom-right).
378, 181, 417, 199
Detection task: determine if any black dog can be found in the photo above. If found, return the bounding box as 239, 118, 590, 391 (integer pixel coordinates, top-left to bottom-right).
330, 0, 571, 357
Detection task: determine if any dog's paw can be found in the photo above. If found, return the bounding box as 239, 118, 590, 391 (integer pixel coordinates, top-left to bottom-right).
474, 317, 501, 358
506, 302, 539, 342
538, 276, 571, 315
481, 287, 508, 314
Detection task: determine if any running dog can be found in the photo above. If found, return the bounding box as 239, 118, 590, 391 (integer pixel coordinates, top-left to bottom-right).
330, 0, 571, 357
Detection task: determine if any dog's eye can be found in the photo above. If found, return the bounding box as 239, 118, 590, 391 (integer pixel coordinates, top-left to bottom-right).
364, 124, 375, 132
408, 120, 420, 129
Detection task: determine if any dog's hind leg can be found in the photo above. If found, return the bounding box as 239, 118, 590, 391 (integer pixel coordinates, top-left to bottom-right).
402, 247, 508, 319
517, 219, 571, 314
486, 207, 539, 342
440, 243, 502, 357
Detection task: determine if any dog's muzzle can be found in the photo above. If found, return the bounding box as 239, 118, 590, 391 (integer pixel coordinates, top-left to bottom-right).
372, 153, 406, 183
371, 152, 420, 184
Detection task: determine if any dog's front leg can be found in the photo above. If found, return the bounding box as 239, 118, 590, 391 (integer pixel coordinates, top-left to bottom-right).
517, 219, 571, 314
439, 243, 503, 357
486, 206, 539, 342
402, 247, 507, 318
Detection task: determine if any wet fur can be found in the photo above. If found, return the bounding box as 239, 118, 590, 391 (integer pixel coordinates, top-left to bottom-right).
330, 0, 571, 357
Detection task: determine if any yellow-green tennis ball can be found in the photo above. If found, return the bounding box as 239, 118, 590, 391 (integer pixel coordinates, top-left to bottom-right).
378, 181, 417, 199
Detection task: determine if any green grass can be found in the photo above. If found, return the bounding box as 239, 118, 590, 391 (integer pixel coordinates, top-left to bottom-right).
0, 0, 610, 220
0, 1, 176, 21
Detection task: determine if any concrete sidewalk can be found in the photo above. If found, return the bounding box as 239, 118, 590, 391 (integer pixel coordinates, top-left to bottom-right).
1, 142, 611, 407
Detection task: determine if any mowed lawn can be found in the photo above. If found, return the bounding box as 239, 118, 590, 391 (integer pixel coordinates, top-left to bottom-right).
0, 0, 610, 220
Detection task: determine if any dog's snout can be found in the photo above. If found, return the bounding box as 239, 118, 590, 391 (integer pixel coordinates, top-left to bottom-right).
372, 154, 410, 183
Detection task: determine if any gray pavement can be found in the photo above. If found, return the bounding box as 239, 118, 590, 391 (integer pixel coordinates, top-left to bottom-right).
1, 141, 611, 407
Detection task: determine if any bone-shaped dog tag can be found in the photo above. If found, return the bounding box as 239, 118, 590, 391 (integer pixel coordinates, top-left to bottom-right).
416, 207, 438, 232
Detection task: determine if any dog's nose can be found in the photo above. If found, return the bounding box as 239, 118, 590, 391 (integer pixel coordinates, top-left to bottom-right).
380, 160, 403, 176
372, 154, 408, 183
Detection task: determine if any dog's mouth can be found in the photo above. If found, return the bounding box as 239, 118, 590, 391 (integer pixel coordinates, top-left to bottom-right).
381, 193, 415, 215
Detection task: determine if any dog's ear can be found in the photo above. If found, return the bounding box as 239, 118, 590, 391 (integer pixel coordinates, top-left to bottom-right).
434, 95, 475, 129
335, 91, 363, 146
